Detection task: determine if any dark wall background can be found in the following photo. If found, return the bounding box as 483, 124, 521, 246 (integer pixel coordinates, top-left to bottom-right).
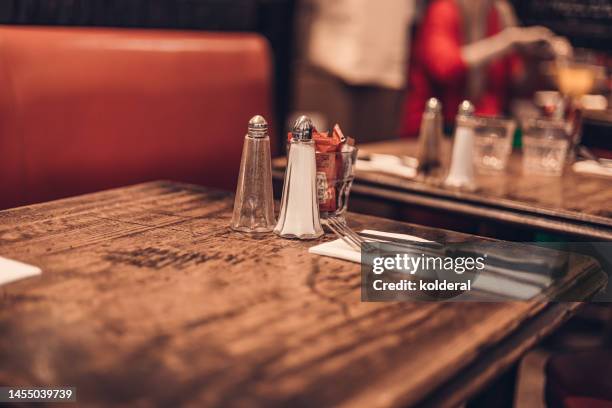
0, 0, 296, 136
511, 0, 612, 52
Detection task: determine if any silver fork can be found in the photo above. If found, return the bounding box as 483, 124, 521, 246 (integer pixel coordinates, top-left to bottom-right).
324, 216, 445, 257
323, 216, 365, 251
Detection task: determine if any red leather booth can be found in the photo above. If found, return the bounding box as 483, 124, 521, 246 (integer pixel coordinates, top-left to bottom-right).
0, 27, 274, 210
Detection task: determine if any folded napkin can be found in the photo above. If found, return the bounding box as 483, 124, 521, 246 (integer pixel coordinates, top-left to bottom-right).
310, 229, 430, 263
572, 160, 612, 178
309, 230, 548, 300
356, 154, 417, 179
0, 256, 42, 286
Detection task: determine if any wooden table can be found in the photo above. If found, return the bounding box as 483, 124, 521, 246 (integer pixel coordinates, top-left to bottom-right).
276, 140, 612, 241
0, 181, 606, 407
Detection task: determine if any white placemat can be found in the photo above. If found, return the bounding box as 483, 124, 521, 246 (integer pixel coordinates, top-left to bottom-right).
573, 160, 612, 178
356, 154, 417, 179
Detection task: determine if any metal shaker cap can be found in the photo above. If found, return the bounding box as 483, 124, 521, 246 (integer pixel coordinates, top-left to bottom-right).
291, 115, 314, 141
248, 115, 268, 138
425, 97, 442, 114
457, 100, 475, 117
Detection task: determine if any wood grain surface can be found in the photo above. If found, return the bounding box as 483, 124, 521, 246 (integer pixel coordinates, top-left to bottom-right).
0, 181, 605, 407
272, 140, 612, 240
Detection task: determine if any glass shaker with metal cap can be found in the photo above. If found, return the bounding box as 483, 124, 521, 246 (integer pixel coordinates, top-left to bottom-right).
444, 100, 477, 190
230, 115, 275, 232
274, 115, 323, 239
416, 97, 444, 175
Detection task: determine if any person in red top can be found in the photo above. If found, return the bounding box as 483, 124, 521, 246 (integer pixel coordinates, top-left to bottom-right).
400, 0, 571, 137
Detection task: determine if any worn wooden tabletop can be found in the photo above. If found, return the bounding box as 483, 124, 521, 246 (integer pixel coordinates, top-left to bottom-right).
0, 181, 606, 407
283, 139, 612, 240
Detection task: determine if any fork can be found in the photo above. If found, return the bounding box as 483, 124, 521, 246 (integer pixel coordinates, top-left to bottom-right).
323, 216, 364, 251
323, 216, 444, 256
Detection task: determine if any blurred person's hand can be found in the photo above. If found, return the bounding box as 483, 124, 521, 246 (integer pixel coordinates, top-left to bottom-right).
549, 36, 573, 59
461, 25, 553, 68
504, 26, 554, 47
461, 25, 570, 68
505, 27, 572, 60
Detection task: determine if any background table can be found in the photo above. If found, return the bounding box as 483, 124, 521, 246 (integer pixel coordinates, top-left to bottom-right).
0, 181, 606, 407
273, 140, 612, 241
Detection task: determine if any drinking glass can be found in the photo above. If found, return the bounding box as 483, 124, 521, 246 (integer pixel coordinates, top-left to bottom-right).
472, 116, 516, 173
522, 119, 570, 176
316, 147, 358, 221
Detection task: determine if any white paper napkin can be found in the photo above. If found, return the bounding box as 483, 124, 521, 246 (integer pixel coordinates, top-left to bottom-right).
572, 160, 612, 178
309, 229, 430, 263
309, 236, 361, 263
309, 230, 546, 300
356, 154, 417, 179
0, 257, 42, 286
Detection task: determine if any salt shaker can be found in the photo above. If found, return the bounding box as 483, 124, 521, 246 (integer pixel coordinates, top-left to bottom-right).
416, 97, 444, 175
230, 115, 275, 233
274, 115, 324, 239
444, 100, 476, 190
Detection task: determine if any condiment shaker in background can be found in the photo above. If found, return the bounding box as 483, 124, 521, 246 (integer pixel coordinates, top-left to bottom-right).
444, 101, 477, 190
230, 115, 276, 233
274, 115, 324, 239
416, 97, 444, 175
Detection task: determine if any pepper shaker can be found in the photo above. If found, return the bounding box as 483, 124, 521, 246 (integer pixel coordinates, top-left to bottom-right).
416, 97, 444, 175
274, 115, 323, 239
230, 115, 276, 232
